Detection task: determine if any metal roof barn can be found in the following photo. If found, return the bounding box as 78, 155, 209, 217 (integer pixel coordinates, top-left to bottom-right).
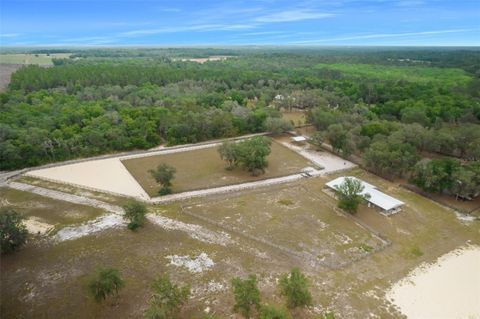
325, 176, 404, 215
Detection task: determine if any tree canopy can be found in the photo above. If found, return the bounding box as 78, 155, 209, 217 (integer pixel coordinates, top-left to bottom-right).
0, 209, 28, 255
334, 178, 371, 214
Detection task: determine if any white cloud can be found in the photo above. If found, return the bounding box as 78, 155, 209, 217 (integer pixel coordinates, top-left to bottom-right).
292, 28, 478, 43
255, 9, 335, 23
119, 23, 256, 37
1, 33, 21, 38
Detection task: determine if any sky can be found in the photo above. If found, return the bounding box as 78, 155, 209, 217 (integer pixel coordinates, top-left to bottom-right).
0, 0, 479, 47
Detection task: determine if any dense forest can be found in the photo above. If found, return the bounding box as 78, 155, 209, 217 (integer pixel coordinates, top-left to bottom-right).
1, 47, 479, 198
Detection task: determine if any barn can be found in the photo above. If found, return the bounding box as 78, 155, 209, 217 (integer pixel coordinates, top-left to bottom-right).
325, 176, 404, 215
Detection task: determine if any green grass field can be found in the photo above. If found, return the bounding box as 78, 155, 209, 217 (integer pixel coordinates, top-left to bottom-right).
0, 53, 71, 65
316, 63, 472, 86
121, 140, 313, 196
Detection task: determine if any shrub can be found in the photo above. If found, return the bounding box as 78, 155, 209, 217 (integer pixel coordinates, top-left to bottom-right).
259, 304, 291, 319
231, 274, 261, 318
279, 268, 312, 309
0, 209, 28, 255
88, 267, 124, 303
123, 200, 147, 231
145, 274, 190, 319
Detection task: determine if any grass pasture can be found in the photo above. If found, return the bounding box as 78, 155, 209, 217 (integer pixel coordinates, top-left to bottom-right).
0, 53, 71, 65
316, 63, 472, 86
121, 140, 313, 196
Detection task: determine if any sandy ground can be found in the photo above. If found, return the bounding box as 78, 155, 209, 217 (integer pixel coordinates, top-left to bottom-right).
387, 245, 480, 319
166, 253, 215, 273
277, 140, 356, 173
23, 217, 53, 235
26, 158, 150, 200
55, 214, 126, 241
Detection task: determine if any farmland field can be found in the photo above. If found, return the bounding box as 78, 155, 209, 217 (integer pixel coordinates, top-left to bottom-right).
122, 140, 313, 196
315, 63, 471, 85
0, 53, 71, 65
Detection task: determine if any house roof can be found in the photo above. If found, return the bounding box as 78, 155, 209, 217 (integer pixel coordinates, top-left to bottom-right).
291, 136, 307, 142
325, 176, 404, 211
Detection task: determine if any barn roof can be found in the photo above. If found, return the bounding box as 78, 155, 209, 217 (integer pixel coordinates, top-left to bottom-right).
326, 176, 404, 211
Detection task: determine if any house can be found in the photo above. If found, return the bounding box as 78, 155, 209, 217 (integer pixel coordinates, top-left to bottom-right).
325, 176, 404, 216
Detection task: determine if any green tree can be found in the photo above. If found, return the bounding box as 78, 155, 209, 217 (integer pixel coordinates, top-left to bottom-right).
88, 267, 124, 303
149, 163, 177, 195
259, 304, 291, 319
326, 124, 354, 157
334, 178, 371, 214
145, 274, 190, 319
309, 132, 324, 150
218, 141, 239, 170
236, 137, 272, 176
0, 209, 28, 255
410, 159, 459, 193
279, 268, 312, 309
231, 274, 261, 318
123, 200, 147, 231
265, 117, 293, 135
363, 140, 419, 178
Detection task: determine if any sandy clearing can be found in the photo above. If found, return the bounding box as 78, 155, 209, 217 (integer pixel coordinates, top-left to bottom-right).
26, 158, 150, 200
387, 245, 480, 319
166, 253, 214, 273
23, 217, 54, 235
278, 140, 356, 174
55, 214, 126, 241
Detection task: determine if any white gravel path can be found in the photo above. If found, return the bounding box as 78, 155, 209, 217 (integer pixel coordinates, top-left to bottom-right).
55, 214, 126, 241
147, 213, 232, 246
7, 182, 123, 214
6, 182, 232, 245
150, 173, 307, 204
277, 140, 356, 174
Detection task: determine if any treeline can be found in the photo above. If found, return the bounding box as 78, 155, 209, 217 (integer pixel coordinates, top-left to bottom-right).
2, 49, 480, 178
308, 106, 480, 198
0, 86, 276, 169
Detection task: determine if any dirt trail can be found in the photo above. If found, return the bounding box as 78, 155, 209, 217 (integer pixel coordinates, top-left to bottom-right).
7, 182, 123, 214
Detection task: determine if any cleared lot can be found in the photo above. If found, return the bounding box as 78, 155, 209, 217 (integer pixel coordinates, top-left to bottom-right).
183, 184, 386, 268
1, 167, 479, 318
0, 53, 71, 65
122, 140, 313, 196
